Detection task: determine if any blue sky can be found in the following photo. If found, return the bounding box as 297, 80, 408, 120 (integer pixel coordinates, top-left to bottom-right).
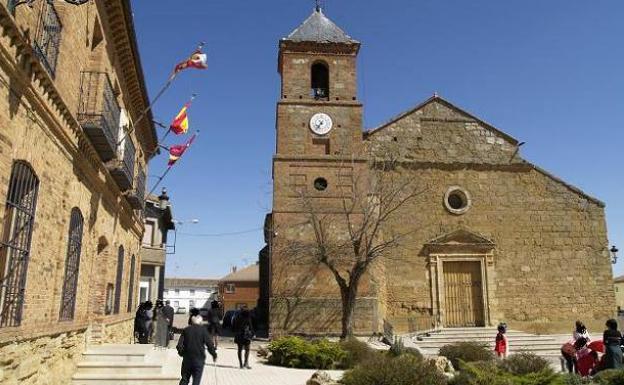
130, 1, 624, 279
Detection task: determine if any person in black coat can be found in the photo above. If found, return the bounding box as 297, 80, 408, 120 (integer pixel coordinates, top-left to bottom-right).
178, 315, 217, 385
163, 300, 175, 340
133, 302, 150, 344
232, 306, 254, 369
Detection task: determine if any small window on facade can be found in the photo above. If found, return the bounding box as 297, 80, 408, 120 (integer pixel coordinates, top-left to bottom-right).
190, 289, 195, 296
225, 283, 235, 293
444, 187, 471, 215
113, 246, 124, 314
175, 289, 180, 295
0, 161, 39, 328
314, 177, 328, 191
105, 283, 114, 315
189, 300, 195, 308
59, 208, 84, 321
126, 255, 136, 312
311, 62, 329, 100
33, 1, 62, 77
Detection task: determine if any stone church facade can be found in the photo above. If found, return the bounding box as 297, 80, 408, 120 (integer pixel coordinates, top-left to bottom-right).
266, 8, 615, 336
0, 1, 155, 384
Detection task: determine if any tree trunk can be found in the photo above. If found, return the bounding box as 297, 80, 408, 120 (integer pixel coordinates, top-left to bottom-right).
340, 283, 359, 339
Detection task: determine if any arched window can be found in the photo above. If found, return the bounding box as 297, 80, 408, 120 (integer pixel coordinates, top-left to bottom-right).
0, 161, 39, 327
113, 245, 124, 314
311, 62, 329, 100
59, 208, 84, 321
126, 255, 136, 312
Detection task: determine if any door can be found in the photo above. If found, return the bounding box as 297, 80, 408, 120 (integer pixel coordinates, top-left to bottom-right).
443, 261, 485, 327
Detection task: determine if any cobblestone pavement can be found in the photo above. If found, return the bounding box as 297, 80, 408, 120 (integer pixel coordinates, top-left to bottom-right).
155, 338, 343, 385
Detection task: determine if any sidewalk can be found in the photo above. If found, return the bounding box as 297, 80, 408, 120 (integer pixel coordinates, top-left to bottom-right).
152, 342, 343, 385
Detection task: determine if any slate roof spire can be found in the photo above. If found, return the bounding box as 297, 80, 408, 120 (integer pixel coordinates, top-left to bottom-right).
284, 6, 359, 44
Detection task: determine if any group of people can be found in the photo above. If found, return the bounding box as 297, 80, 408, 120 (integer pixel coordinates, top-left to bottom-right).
133, 299, 175, 347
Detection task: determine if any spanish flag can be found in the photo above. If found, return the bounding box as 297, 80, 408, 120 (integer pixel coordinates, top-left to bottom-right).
170, 103, 190, 135
173, 48, 208, 75
168, 133, 197, 167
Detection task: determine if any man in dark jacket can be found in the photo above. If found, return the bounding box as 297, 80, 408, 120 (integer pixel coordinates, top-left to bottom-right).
178, 315, 217, 385
163, 300, 175, 341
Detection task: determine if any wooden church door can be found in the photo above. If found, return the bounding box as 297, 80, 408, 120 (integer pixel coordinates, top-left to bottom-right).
442, 261, 485, 327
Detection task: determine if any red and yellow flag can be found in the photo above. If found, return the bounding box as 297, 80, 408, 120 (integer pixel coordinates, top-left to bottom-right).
170, 103, 190, 135
173, 49, 208, 76
168, 133, 197, 167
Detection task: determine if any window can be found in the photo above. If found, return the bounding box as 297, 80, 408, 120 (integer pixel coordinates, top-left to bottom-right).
59, 208, 84, 321
174, 301, 179, 308
104, 283, 114, 315
142, 220, 155, 246
126, 255, 135, 312
190, 289, 195, 296
175, 289, 180, 295
311, 62, 329, 100
314, 177, 328, 191
225, 283, 235, 294
0, 161, 39, 328
189, 300, 195, 308
444, 187, 471, 215
113, 246, 124, 314
33, 1, 62, 77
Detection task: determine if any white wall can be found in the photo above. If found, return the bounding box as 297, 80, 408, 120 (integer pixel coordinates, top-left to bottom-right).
163, 286, 217, 312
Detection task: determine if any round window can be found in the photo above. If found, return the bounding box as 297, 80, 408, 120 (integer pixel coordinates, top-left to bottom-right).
314, 177, 328, 191
444, 187, 471, 215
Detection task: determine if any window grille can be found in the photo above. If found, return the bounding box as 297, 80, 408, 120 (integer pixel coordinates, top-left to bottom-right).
0, 161, 39, 328
33, 1, 62, 77
126, 255, 135, 312
113, 246, 124, 314
59, 208, 84, 321
7, 0, 16, 14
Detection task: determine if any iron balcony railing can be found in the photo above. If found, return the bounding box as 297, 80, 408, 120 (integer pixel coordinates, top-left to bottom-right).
127, 168, 146, 210
77, 71, 120, 162
33, 1, 62, 77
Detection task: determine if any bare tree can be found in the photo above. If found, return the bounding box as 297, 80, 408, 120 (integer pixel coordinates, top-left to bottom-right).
279, 154, 424, 338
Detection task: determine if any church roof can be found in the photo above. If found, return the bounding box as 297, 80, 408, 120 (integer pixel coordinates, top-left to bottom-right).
284, 8, 359, 44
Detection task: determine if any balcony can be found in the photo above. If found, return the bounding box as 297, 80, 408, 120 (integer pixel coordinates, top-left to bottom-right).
107, 138, 135, 191
127, 168, 146, 210
77, 71, 120, 162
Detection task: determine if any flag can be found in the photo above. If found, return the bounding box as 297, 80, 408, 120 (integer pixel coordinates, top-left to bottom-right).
170, 102, 190, 135
168, 134, 197, 167
173, 49, 208, 75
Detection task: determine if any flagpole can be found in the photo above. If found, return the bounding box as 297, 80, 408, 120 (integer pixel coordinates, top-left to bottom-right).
146, 131, 199, 198
157, 93, 197, 145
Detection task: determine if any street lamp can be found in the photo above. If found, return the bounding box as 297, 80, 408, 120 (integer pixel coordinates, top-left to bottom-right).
610, 246, 619, 264
167, 218, 199, 255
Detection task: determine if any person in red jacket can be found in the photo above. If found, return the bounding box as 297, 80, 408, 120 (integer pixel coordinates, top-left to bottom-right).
494, 323, 508, 358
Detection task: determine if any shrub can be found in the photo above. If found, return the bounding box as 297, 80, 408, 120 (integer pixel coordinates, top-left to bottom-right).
267, 336, 346, 369
339, 338, 378, 368
389, 336, 405, 357
557, 373, 596, 385
499, 352, 552, 376
439, 341, 495, 370
593, 369, 624, 385
450, 361, 561, 385
341, 353, 446, 385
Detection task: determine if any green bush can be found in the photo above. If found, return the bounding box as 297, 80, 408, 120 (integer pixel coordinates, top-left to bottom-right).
593, 369, 624, 385
266, 336, 346, 369
450, 361, 561, 385
339, 338, 378, 368
557, 373, 596, 385
439, 342, 495, 370
341, 353, 446, 385
499, 352, 552, 376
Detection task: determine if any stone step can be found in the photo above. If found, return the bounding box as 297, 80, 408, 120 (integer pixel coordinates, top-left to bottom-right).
416, 341, 563, 350
81, 351, 146, 363
75, 362, 162, 375
71, 373, 179, 385
416, 335, 557, 341
85, 344, 153, 354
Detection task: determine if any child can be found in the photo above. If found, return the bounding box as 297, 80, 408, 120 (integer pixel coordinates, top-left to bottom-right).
495, 323, 509, 359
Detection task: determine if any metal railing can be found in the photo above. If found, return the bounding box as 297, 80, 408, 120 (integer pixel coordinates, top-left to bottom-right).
33, 1, 62, 77
120, 138, 136, 184
135, 168, 146, 205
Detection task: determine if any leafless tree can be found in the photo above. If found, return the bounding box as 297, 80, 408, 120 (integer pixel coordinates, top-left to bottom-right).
279, 153, 425, 338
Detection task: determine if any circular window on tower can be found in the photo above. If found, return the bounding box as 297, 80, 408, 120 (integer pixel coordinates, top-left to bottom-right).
314, 177, 328, 191
444, 186, 471, 215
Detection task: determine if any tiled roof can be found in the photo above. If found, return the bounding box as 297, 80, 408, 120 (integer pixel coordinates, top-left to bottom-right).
164, 278, 219, 289
614, 275, 624, 283
219, 264, 259, 283
284, 8, 358, 44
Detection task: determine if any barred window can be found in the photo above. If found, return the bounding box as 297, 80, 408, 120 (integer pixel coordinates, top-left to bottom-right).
33, 1, 62, 77
126, 255, 135, 312
59, 208, 84, 321
0, 161, 39, 328
113, 245, 124, 314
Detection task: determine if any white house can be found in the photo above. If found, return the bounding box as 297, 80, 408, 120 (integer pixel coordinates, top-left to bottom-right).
163, 278, 219, 312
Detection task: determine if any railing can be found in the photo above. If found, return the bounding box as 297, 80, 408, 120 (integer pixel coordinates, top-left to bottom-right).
77, 71, 120, 161
33, 1, 62, 77
135, 168, 146, 205
120, 137, 136, 185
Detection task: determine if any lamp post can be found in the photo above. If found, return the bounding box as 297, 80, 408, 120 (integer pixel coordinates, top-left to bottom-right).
168, 218, 199, 256
610, 246, 619, 264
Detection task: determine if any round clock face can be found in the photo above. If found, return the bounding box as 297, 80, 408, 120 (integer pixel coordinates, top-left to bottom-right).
309, 113, 333, 135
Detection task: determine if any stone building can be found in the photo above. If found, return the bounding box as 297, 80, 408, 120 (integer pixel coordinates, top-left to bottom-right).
219, 264, 260, 312
614, 275, 624, 315
139, 189, 175, 303
266, 7, 615, 336
0, 1, 156, 384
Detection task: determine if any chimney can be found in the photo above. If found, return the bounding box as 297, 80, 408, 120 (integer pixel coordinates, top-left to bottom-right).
232, 266, 237, 273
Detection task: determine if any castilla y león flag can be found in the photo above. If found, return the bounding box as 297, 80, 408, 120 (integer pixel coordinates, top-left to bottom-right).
168, 134, 197, 167
170, 102, 190, 135
173, 48, 208, 75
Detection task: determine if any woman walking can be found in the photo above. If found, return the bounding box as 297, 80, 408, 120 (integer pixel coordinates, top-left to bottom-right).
207, 301, 221, 349
233, 306, 254, 369
153, 300, 169, 348
602, 319, 623, 370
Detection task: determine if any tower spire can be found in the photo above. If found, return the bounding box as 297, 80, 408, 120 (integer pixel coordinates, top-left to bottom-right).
315, 0, 321, 12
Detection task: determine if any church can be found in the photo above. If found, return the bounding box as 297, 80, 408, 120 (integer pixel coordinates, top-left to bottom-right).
263, 7, 615, 336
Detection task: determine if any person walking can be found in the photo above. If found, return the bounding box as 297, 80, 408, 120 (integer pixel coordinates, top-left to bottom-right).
164, 300, 175, 342
494, 323, 509, 359
177, 315, 217, 385
144, 301, 154, 343
154, 300, 170, 348
574, 321, 590, 342
206, 301, 221, 349
602, 319, 623, 370
233, 306, 254, 369
134, 302, 150, 344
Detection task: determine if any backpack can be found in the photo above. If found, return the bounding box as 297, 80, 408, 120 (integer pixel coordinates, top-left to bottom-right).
176, 333, 185, 357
